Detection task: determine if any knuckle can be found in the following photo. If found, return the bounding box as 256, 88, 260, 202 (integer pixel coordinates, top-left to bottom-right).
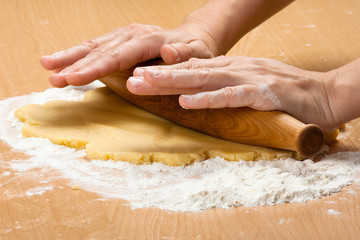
127, 23, 161, 36
218, 55, 233, 67
89, 48, 105, 58
81, 39, 98, 50
222, 87, 237, 107
215, 55, 227, 60
142, 25, 161, 35
127, 23, 142, 30
109, 49, 121, 59
223, 86, 236, 96
138, 28, 162, 43
108, 49, 124, 69
197, 67, 212, 81
180, 60, 201, 69
252, 58, 266, 66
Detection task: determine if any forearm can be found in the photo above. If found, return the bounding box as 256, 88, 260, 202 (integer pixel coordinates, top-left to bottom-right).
327, 58, 360, 126
180, 0, 294, 55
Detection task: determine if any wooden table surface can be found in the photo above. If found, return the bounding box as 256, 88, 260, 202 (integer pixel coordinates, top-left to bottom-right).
1, 0, 360, 239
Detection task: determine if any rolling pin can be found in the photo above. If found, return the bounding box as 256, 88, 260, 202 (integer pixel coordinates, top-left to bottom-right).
100, 62, 325, 157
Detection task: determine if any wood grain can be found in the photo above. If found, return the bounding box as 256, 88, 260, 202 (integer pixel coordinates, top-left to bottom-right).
1, 0, 360, 239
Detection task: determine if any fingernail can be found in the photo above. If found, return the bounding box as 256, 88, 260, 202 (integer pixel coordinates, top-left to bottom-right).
51, 50, 64, 57
147, 69, 161, 77
181, 95, 192, 101
180, 95, 192, 109
133, 68, 144, 77
56, 69, 68, 75
128, 77, 144, 87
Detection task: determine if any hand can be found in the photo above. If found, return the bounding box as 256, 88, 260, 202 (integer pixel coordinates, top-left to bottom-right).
40, 23, 217, 88
127, 56, 341, 132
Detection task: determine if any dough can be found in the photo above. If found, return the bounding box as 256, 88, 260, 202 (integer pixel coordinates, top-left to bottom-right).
15, 87, 295, 166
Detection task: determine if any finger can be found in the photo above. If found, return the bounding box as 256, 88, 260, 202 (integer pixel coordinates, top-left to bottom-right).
160, 40, 215, 65
127, 77, 199, 95
160, 44, 181, 64
49, 76, 69, 88
139, 55, 231, 72
53, 39, 163, 86
40, 41, 99, 71
132, 56, 233, 90
143, 68, 218, 89
40, 28, 124, 70
141, 67, 240, 92
132, 63, 188, 77
179, 85, 259, 109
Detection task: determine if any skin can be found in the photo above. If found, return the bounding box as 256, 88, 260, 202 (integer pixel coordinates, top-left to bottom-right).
40, 0, 360, 133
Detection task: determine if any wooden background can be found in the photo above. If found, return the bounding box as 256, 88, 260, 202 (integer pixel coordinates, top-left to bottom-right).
1, 0, 360, 239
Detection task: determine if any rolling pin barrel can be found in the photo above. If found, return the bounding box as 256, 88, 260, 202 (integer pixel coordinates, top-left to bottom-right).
101, 70, 324, 157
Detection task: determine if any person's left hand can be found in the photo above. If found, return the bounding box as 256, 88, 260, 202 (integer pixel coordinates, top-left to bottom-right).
40, 23, 217, 88
127, 56, 340, 132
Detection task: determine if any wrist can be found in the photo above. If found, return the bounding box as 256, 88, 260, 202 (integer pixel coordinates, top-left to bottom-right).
275, 68, 340, 132
325, 59, 360, 127
178, 0, 242, 56
178, 18, 221, 57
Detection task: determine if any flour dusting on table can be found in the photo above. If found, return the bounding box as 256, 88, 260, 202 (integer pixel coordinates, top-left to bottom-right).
0, 82, 359, 212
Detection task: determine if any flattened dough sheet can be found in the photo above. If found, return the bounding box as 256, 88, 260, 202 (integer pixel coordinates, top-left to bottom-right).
15, 87, 295, 166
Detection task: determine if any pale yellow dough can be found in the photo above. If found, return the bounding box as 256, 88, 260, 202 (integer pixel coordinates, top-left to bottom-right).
15, 88, 295, 166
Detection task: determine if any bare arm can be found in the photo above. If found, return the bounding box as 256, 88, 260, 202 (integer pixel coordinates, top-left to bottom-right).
326, 58, 360, 127
180, 0, 294, 55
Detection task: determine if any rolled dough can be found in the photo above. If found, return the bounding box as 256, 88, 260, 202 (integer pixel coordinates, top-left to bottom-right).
15, 87, 295, 166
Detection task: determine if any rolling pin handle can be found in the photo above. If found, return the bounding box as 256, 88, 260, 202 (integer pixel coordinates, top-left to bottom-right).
296, 124, 324, 157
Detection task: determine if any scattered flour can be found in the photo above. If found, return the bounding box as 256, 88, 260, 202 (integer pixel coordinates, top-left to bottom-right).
0, 82, 360, 212
296, 24, 316, 28
25, 186, 54, 196
1, 171, 10, 177
327, 209, 341, 215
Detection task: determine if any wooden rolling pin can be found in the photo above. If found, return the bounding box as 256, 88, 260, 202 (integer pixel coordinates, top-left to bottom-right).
100, 63, 324, 157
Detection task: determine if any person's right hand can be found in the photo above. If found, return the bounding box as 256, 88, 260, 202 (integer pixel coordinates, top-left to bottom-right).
40, 23, 217, 88
128, 55, 345, 133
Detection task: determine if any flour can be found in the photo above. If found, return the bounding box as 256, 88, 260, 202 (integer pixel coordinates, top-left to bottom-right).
0, 82, 360, 212
25, 186, 54, 196
258, 83, 281, 107
327, 209, 341, 215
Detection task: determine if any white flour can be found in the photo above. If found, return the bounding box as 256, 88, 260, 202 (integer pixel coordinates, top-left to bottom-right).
258, 83, 281, 107
0, 82, 359, 212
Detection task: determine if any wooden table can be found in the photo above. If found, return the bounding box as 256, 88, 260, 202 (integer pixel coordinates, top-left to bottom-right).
1, 0, 360, 239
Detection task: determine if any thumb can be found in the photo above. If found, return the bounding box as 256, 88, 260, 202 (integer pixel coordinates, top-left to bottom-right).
160, 41, 213, 64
